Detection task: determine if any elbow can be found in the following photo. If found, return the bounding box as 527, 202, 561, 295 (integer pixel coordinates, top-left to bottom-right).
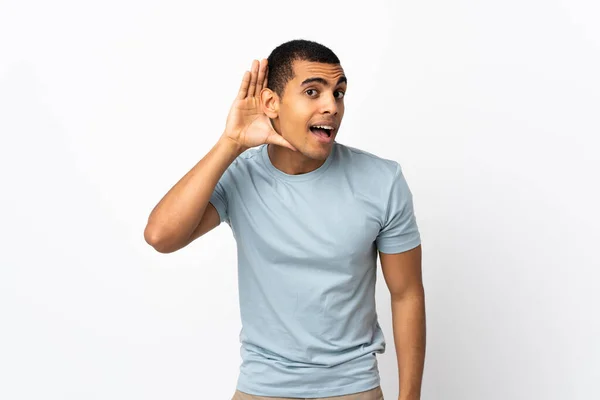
144, 225, 177, 254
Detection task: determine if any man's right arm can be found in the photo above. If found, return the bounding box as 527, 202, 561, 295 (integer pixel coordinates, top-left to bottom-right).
144, 57, 296, 253
143, 136, 244, 253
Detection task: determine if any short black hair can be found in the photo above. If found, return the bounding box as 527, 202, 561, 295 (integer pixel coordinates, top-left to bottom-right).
267, 39, 341, 98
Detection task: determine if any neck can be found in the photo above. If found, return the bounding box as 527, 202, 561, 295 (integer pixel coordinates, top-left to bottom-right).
267, 144, 327, 175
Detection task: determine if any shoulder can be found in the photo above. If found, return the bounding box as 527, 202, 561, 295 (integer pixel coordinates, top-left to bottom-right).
232, 145, 264, 167
238, 145, 264, 162
221, 144, 264, 176
334, 142, 401, 184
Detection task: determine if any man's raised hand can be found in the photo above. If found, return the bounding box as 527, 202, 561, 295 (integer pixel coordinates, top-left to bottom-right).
222, 59, 297, 152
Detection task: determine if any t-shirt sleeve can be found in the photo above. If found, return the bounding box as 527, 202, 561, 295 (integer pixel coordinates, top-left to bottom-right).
375, 163, 421, 254
209, 171, 231, 225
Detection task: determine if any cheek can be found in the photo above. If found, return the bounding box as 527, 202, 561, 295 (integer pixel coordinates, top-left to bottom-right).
281, 100, 314, 134
288, 112, 312, 132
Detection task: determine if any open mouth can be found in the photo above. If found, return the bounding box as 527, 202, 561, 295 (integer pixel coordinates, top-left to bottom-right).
309, 125, 334, 138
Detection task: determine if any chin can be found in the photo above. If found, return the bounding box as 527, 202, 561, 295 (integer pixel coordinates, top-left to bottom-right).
303, 146, 331, 161
293, 134, 335, 160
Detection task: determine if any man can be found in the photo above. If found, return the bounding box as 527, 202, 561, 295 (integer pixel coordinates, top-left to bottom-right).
144, 39, 426, 400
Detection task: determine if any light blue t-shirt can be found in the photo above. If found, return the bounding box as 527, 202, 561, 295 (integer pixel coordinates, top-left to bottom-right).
209, 141, 421, 398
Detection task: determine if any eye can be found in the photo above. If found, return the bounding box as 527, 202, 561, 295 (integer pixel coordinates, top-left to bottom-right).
305, 89, 346, 99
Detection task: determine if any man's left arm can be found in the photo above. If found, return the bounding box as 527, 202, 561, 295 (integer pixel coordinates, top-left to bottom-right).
380, 244, 426, 400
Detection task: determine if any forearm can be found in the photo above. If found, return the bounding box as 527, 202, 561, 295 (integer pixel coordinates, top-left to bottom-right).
391, 293, 426, 400
144, 135, 244, 252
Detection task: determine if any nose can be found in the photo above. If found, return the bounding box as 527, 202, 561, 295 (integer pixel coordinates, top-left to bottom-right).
321, 92, 339, 115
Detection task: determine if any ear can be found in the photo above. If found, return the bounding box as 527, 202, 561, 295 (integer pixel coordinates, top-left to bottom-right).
260, 88, 279, 119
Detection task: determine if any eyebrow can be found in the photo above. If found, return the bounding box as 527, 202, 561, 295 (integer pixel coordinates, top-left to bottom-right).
300, 76, 348, 87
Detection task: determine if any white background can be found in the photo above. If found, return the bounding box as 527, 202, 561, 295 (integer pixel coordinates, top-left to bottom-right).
1, 0, 598, 399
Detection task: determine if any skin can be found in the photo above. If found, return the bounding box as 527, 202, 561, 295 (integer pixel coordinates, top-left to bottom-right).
380, 246, 426, 400
260, 59, 347, 175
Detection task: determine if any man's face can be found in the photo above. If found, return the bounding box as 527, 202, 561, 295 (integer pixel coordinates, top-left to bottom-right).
274, 60, 347, 160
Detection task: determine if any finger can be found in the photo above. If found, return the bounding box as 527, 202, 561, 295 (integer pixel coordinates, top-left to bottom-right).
247, 60, 259, 98
267, 133, 297, 152
237, 71, 250, 100
262, 66, 269, 91
255, 59, 267, 97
